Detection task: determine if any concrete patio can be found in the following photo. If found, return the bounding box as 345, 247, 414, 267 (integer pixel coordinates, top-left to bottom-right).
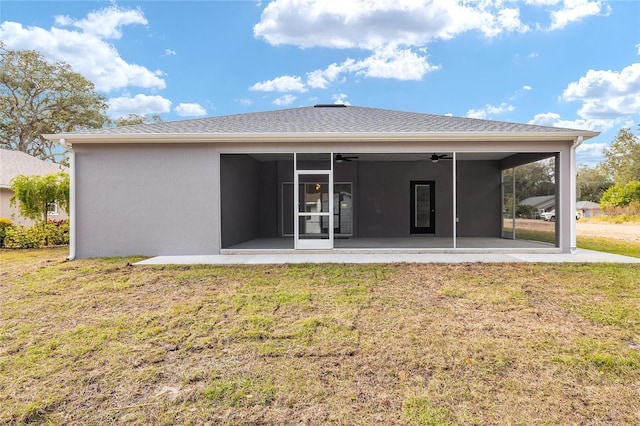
222, 236, 556, 251
135, 248, 640, 265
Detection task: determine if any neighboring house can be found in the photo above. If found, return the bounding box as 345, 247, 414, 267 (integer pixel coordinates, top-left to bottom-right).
576, 201, 602, 218
0, 149, 68, 226
520, 195, 556, 216
44, 105, 598, 258
521, 196, 598, 220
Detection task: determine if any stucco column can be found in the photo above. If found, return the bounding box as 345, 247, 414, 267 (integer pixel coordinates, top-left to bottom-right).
569, 137, 582, 253
557, 137, 581, 253
63, 139, 76, 260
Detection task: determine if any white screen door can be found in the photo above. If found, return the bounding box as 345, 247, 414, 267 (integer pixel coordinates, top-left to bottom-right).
294, 153, 334, 249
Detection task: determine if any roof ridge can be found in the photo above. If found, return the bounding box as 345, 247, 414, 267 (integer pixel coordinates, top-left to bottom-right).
46, 105, 600, 138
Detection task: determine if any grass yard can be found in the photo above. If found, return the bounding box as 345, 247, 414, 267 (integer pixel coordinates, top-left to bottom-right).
512, 228, 640, 258
1, 248, 640, 424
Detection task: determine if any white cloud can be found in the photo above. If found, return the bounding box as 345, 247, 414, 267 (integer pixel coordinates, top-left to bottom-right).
175, 103, 207, 117
54, 6, 147, 39
528, 112, 617, 132
348, 45, 438, 80
637, 43, 640, 55
250, 75, 307, 92
251, 0, 610, 94
562, 63, 640, 119
525, 0, 562, 5
332, 93, 351, 105
576, 141, 608, 166
576, 95, 640, 120
108, 94, 172, 118
563, 64, 640, 101
546, 62, 640, 137
254, 0, 533, 50
497, 8, 530, 33
0, 7, 165, 92
164, 49, 176, 56
549, 0, 609, 31
255, 46, 437, 95
466, 103, 515, 119
254, 0, 610, 51
509, 85, 533, 101
237, 98, 254, 106
273, 94, 297, 106
307, 62, 347, 89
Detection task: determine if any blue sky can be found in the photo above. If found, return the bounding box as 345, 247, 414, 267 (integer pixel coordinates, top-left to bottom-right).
1, 0, 639, 165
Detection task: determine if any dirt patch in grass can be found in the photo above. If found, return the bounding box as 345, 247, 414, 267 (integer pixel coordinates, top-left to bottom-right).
1, 248, 640, 424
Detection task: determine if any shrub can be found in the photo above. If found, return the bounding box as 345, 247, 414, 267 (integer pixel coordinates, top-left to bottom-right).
516, 204, 538, 219
600, 181, 640, 214
3, 220, 69, 249
0, 217, 13, 248
45, 220, 70, 245
4, 225, 43, 249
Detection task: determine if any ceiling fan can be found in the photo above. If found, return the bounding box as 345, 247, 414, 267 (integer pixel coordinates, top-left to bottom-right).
335, 154, 359, 163
430, 153, 453, 163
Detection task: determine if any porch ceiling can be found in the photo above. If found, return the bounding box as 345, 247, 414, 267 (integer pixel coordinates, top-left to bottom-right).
247, 152, 529, 162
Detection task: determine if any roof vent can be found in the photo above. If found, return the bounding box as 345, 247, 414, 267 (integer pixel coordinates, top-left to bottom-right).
314, 104, 347, 108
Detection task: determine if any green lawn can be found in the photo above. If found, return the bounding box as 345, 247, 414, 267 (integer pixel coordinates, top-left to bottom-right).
1, 248, 639, 424
513, 228, 640, 258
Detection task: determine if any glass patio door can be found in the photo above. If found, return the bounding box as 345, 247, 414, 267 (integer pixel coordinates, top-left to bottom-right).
410, 181, 436, 234
294, 153, 334, 249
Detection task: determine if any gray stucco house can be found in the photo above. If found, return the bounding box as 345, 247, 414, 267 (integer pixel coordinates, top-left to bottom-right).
44, 105, 598, 258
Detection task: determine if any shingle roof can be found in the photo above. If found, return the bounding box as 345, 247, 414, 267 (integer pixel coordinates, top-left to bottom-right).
520, 195, 556, 209
0, 149, 67, 188
58, 105, 597, 136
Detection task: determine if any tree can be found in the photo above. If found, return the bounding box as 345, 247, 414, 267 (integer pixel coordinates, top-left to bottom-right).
602, 126, 640, 185
0, 44, 109, 164
113, 114, 163, 127
576, 164, 613, 202
9, 172, 69, 223
514, 160, 556, 201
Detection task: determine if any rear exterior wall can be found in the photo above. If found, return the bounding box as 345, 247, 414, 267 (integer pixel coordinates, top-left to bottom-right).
73, 144, 219, 258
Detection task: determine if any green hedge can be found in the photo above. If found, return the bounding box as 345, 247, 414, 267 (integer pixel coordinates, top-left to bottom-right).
1, 220, 69, 249
0, 217, 12, 248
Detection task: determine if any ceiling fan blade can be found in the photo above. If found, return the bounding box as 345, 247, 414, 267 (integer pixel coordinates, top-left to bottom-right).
431, 153, 454, 162
335, 154, 359, 162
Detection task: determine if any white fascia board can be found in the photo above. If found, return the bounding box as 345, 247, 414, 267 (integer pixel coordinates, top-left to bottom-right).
43, 130, 600, 145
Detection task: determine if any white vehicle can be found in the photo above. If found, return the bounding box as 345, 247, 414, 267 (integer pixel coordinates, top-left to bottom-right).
540, 210, 555, 221
540, 210, 580, 221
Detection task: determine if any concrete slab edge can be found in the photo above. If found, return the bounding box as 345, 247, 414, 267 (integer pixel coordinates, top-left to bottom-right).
134, 249, 640, 265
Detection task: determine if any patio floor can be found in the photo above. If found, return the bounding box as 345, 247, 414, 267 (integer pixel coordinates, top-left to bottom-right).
222, 237, 556, 252
134, 236, 640, 265
135, 248, 640, 265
